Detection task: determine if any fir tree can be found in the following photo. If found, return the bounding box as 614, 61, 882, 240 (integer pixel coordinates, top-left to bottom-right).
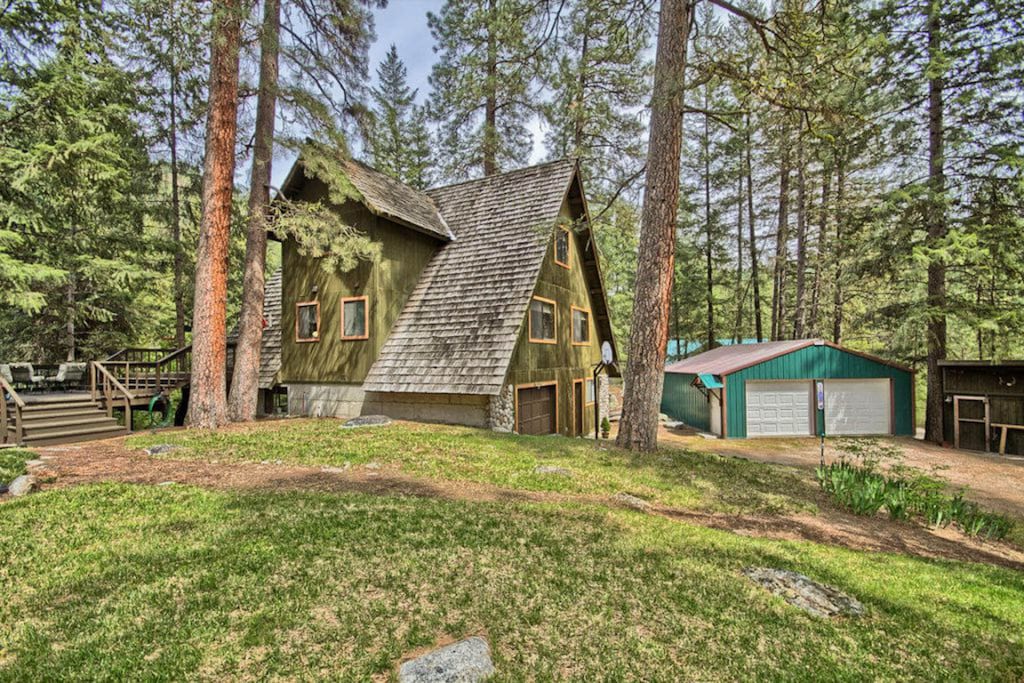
368, 44, 434, 189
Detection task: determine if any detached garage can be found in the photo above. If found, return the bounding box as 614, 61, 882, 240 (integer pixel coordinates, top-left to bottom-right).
661, 339, 915, 438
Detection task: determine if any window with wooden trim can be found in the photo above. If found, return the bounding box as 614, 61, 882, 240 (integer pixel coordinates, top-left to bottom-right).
295, 301, 320, 342
554, 227, 570, 268
586, 379, 596, 405
528, 297, 556, 343
341, 296, 369, 340
571, 306, 590, 345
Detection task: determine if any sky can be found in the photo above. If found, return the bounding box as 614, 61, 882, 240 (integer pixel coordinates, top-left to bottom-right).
271, 0, 546, 190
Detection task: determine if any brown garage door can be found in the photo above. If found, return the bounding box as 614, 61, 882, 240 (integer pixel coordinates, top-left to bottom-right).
518, 385, 556, 435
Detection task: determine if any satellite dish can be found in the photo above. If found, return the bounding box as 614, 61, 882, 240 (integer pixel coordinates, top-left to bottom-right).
601, 341, 614, 365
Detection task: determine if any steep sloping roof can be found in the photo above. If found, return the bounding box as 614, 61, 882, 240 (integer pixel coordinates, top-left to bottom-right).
227, 269, 282, 390
362, 159, 578, 395
339, 159, 453, 241
278, 156, 452, 242
664, 339, 818, 376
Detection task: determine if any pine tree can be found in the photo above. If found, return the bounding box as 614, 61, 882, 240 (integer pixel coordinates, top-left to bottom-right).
427, 0, 545, 179
368, 44, 434, 188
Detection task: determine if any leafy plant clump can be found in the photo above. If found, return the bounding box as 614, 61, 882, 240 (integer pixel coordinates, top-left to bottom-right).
0, 449, 33, 487
816, 446, 1014, 541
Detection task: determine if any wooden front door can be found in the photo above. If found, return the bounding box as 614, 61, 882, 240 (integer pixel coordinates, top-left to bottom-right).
518, 384, 556, 435
573, 380, 584, 436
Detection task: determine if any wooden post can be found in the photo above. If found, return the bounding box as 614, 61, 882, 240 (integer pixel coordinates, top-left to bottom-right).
1, 389, 7, 445
14, 404, 22, 445
953, 396, 960, 448
90, 362, 96, 401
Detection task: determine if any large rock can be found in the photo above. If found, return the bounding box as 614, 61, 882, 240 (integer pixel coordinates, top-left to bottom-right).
743, 567, 865, 618
398, 636, 495, 683
341, 415, 392, 429
7, 474, 36, 497
144, 444, 181, 456
614, 492, 651, 511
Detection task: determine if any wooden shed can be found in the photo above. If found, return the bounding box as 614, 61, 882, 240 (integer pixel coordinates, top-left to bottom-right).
661, 339, 916, 439
940, 360, 1024, 455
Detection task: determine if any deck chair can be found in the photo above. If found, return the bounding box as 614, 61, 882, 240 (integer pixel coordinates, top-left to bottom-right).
54, 362, 87, 389
8, 363, 42, 390
0, 364, 12, 386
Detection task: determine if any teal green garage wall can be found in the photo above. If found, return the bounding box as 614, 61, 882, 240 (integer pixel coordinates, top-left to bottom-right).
724, 345, 915, 438
661, 372, 710, 431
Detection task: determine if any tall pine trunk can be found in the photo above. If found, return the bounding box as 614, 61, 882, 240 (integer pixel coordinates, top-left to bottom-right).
616, 0, 693, 453
745, 118, 762, 341
229, 0, 280, 422
792, 130, 808, 338
924, 1, 947, 443
188, 0, 242, 429
771, 132, 791, 340
733, 169, 744, 342
809, 160, 831, 336
169, 0, 186, 349
482, 0, 498, 176
703, 90, 714, 351
832, 154, 846, 344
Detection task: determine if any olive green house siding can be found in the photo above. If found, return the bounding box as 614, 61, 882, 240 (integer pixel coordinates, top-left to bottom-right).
267, 156, 617, 433
279, 177, 441, 385
506, 201, 606, 436
662, 341, 915, 439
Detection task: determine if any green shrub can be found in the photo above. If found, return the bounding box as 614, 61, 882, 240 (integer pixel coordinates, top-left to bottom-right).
816, 456, 1014, 542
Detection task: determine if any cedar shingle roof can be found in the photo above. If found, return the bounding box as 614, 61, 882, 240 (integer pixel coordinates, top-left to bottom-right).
362, 159, 578, 395
228, 269, 282, 390
339, 159, 453, 241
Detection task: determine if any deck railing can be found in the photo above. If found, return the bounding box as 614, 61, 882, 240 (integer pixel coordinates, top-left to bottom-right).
96, 345, 192, 396
90, 362, 133, 419
0, 374, 25, 445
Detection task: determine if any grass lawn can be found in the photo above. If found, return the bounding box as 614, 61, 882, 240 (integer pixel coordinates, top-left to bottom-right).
0, 449, 32, 488
2, 484, 1023, 681
128, 420, 817, 516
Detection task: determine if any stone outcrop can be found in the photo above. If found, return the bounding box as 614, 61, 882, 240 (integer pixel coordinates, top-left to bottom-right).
743, 567, 865, 618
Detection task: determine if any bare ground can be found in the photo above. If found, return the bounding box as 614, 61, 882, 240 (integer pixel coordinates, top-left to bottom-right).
15, 434, 1024, 572
658, 426, 1024, 520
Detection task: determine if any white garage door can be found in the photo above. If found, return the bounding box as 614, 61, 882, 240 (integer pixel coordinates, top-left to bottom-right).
824, 379, 891, 435
746, 381, 812, 436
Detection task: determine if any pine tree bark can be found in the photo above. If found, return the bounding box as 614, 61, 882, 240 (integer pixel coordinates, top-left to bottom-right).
792, 130, 808, 338
745, 117, 763, 341
832, 154, 846, 344
703, 89, 714, 351
188, 0, 242, 429
771, 131, 791, 340
924, 1, 947, 443
616, 0, 693, 453
809, 160, 831, 336
733, 169, 744, 342
228, 0, 280, 422
168, 0, 186, 350
482, 0, 498, 176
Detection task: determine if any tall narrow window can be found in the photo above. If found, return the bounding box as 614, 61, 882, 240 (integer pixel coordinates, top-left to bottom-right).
571, 306, 590, 345
529, 296, 556, 343
554, 227, 570, 269
341, 296, 369, 340
586, 379, 596, 405
295, 301, 320, 342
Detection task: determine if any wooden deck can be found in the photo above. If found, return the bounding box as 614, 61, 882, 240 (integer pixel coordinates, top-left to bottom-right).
3, 346, 192, 446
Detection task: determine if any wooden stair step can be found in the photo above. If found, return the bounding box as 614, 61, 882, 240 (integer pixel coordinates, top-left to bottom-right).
18, 423, 128, 444
19, 415, 120, 430
16, 407, 103, 420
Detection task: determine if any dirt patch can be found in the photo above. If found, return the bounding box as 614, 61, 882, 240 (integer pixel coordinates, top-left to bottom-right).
16, 434, 1024, 572
659, 427, 1024, 520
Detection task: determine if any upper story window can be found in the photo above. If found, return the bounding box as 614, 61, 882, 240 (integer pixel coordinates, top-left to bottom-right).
571, 306, 590, 345
529, 296, 556, 344
341, 296, 369, 340
295, 301, 320, 342
554, 227, 570, 269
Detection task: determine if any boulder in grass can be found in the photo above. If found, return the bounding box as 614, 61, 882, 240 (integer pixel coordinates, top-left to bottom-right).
341, 415, 392, 429
614, 492, 651, 511
743, 567, 865, 618
145, 444, 181, 456
398, 636, 495, 683
7, 474, 35, 497
534, 465, 574, 477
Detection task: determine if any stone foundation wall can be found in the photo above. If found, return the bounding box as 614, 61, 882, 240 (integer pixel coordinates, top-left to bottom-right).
286, 383, 489, 427
599, 376, 611, 426
487, 385, 514, 432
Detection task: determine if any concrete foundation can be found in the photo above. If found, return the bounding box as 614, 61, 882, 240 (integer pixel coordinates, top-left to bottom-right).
286, 383, 489, 428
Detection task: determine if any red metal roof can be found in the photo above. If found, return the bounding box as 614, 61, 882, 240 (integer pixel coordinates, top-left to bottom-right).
664, 339, 818, 376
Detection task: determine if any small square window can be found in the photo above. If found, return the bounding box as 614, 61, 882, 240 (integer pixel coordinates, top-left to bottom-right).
572, 307, 590, 345
529, 297, 556, 343
554, 228, 570, 268
296, 301, 320, 342
341, 296, 368, 340
586, 379, 595, 405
